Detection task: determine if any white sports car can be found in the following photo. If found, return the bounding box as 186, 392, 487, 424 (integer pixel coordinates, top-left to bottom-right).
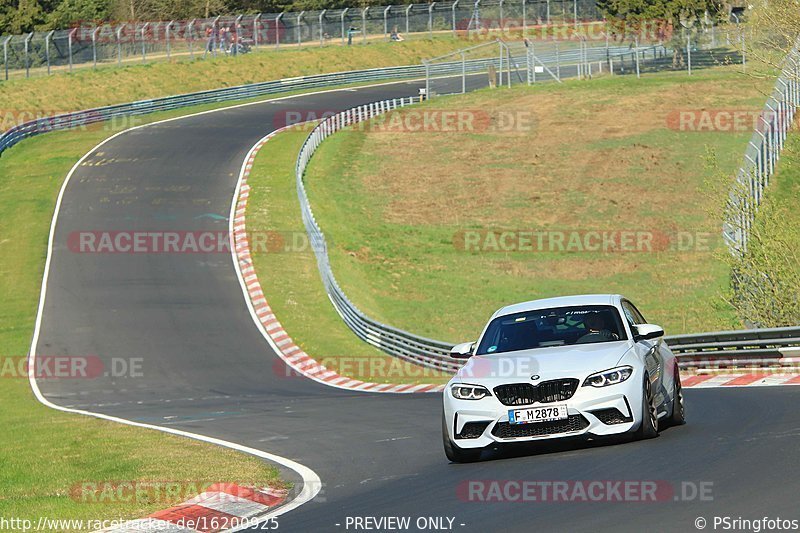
443, 294, 685, 462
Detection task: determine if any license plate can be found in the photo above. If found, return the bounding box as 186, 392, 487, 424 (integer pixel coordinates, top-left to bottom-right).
508, 404, 568, 424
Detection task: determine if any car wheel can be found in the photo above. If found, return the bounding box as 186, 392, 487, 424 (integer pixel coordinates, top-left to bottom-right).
442, 412, 483, 463
635, 375, 659, 440
667, 366, 686, 426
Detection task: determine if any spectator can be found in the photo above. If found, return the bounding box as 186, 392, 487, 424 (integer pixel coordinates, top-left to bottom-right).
390, 26, 404, 41
204, 26, 216, 58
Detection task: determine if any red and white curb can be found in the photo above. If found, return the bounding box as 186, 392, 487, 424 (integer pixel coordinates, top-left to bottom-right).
97, 484, 287, 532
232, 128, 445, 394
681, 373, 800, 388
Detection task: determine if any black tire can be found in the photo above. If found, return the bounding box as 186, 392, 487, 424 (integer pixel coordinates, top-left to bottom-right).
442, 412, 483, 463
667, 366, 686, 426
634, 375, 659, 440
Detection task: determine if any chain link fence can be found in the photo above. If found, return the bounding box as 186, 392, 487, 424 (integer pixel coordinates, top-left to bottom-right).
1, 0, 606, 80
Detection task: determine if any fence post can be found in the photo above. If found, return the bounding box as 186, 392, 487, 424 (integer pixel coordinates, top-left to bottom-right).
166, 21, 174, 59
531, 40, 536, 83
384, 5, 391, 37
555, 41, 560, 80
634, 37, 640, 78
91, 27, 99, 69
452, 0, 459, 35
3, 36, 11, 81
741, 31, 746, 71
429, 3, 436, 39
406, 5, 412, 35
297, 11, 304, 46
341, 9, 348, 44
188, 19, 195, 59
522, 0, 526, 36
319, 10, 326, 46
687, 31, 691, 75
276, 13, 283, 49
362, 7, 368, 43
141, 23, 149, 63
116, 25, 123, 65
24, 32, 33, 78
45, 30, 54, 75
546, 0, 550, 24
499, 0, 504, 29
573, 0, 578, 29
68, 28, 76, 72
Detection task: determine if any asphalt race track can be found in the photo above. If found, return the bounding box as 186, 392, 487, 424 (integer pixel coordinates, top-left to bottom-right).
34, 75, 800, 532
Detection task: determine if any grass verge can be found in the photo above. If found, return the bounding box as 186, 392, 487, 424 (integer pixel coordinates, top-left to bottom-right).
300, 65, 775, 341
0, 36, 466, 119
0, 101, 305, 528
245, 127, 451, 385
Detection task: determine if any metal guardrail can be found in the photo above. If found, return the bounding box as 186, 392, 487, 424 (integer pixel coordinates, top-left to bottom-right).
0, 58, 512, 157
296, 45, 800, 371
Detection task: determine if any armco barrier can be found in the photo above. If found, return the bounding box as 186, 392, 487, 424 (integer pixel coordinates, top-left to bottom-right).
295, 100, 800, 371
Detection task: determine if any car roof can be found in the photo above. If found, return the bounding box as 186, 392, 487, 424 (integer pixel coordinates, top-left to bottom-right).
492, 294, 623, 319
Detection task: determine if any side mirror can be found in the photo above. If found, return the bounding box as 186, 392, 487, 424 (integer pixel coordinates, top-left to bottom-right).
449, 342, 475, 359
633, 323, 664, 341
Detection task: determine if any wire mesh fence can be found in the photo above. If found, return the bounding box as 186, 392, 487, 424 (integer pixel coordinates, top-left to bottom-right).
1, 0, 606, 80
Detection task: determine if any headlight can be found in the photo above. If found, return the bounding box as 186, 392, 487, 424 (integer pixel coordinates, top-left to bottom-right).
582, 366, 633, 388
451, 384, 491, 400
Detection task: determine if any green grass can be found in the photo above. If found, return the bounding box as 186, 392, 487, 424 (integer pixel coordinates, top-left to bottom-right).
0, 36, 468, 118
245, 127, 451, 385
0, 117, 287, 527
298, 65, 776, 342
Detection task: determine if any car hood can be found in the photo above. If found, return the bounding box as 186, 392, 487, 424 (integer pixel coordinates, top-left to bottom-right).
453, 341, 633, 385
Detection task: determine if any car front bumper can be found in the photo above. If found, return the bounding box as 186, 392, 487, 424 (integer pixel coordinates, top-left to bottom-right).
443, 377, 644, 449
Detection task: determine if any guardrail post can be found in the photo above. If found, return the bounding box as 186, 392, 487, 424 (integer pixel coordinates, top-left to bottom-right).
341, 9, 348, 44
91, 27, 99, 69
461, 51, 466, 93
3, 36, 11, 81
428, 3, 436, 39
166, 20, 174, 59
276, 13, 283, 49
253, 14, 261, 48
45, 30, 54, 75
362, 7, 368, 43
297, 11, 304, 47
452, 1, 459, 35
141, 23, 149, 63
406, 5, 412, 35
384, 5, 391, 37
24, 32, 33, 78
319, 10, 326, 46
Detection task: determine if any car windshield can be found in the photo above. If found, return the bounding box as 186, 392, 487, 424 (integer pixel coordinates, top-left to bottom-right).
475, 305, 628, 355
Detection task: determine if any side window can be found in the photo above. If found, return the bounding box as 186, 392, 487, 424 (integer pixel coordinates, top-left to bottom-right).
628, 302, 647, 324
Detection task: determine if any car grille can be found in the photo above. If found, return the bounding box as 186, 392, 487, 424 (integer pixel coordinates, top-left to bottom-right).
491, 415, 589, 439
591, 408, 633, 425
493, 379, 579, 406
456, 421, 491, 440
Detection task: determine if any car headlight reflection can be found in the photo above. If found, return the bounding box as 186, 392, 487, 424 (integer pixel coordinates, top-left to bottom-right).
451, 384, 491, 400
582, 366, 633, 388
